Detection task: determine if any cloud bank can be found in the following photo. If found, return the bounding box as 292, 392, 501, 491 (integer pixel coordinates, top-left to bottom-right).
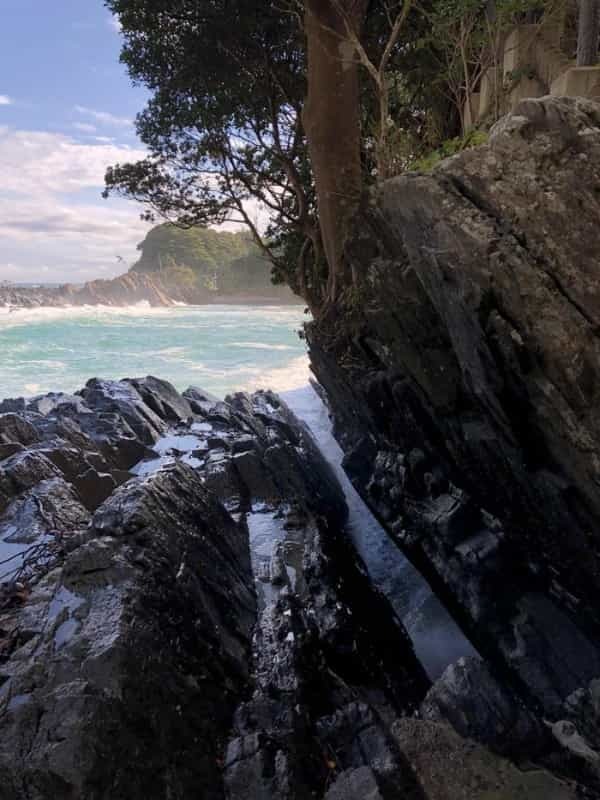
0, 127, 151, 284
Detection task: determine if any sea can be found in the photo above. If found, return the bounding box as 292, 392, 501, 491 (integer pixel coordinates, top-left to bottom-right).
0, 303, 309, 400
0, 301, 476, 678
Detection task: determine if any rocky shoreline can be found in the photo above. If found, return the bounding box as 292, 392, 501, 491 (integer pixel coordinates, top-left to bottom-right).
306, 96, 600, 794
0, 272, 301, 310
0, 373, 593, 798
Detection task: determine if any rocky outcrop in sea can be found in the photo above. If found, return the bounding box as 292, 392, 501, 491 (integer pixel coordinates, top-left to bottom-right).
0, 374, 589, 798
0, 272, 177, 309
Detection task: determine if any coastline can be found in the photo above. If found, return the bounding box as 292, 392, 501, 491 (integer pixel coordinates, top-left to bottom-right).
0, 270, 303, 310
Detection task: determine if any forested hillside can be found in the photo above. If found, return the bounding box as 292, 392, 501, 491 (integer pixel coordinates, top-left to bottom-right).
131, 223, 296, 300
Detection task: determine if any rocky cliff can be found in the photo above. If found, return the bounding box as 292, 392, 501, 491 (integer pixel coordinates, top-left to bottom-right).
0, 373, 586, 798
308, 95, 600, 785
0, 271, 177, 309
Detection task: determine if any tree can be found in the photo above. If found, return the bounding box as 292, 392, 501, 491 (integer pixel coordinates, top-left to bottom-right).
103, 0, 394, 308
302, 0, 368, 302
104, 1, 324, 306
103, 1, 460, 309
577, 0, 600, 65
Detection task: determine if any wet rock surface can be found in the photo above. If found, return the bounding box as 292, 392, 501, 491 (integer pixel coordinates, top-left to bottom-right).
308, 96, 600, 792
0, 374, 583, 796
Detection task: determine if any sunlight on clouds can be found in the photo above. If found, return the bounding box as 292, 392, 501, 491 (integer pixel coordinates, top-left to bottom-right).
0, 95, 12, 106
74, 105, 132, 129
0, 128, 150, 283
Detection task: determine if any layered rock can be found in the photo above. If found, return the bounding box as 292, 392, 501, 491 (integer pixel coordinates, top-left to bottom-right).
308, 96, 600, 778
0, 271, 176, 309
0, 377, 436, 798
0, 270, 302, 310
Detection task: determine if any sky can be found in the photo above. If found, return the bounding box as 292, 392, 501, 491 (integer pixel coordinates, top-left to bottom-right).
0, 0, 152, 284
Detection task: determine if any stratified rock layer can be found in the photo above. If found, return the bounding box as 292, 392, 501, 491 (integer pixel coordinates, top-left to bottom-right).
0, 377, 438, 799
308, 96, 600, 776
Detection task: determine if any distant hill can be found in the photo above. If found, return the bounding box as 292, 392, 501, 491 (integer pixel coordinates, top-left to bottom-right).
131, 223, 298, 302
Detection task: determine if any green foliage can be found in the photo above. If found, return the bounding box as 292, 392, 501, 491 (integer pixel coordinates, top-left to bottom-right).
132, 223, 279, 295
103, 0, 313, 298
133, 224, 251, 276
421, 0, 548, 133
412, 129, 488, 171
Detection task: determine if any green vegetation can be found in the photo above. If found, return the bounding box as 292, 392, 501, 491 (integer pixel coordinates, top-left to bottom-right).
131, 223, 289, 298
412, 131, 489, 172
104, 0, 591, 312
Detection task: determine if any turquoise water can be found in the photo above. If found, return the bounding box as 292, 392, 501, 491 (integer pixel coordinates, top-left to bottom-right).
0, 304, 309, 400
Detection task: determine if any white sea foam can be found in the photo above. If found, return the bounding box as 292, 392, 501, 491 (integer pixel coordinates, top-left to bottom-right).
231, 341, 294, 351
241, 354, 310, 393
0, 304, 309, 400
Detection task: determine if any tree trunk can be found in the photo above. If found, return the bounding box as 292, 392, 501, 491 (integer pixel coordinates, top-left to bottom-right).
303, 0, 367, 304
577, 0, 600, 66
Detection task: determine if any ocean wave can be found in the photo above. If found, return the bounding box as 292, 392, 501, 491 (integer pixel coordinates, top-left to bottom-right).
240, 355, 311, 393
231, 341, 294, 351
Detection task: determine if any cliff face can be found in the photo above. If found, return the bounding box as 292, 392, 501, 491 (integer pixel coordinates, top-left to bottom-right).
309, 96, 600, 753
0, 271, 176, 309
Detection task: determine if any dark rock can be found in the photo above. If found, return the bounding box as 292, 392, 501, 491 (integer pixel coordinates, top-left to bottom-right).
0, 398, 26, 414
0, 463, 256, 800
183, 386, 221, 415
307, 96, 600, 758
0, 443, 24, 461
79, 378, 167, 444
0, 451, 61, 513
0, 414, 40, 446
126, 376, 193, 423
233, 450, 279, 501
421, 656, 546, 757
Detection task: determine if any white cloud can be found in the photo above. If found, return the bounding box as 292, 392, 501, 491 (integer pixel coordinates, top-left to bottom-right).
73, 122, 97, 134
0, 128, 150, 283
108, 15, 122, 33
0, 95, 12, 106
0, 127, 146, 195
75, 105, 133, 129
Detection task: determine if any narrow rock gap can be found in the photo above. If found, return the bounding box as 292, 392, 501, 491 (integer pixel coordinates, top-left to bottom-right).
282, 383, 479, 681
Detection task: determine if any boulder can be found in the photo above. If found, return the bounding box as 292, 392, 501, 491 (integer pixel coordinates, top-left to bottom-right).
0, 464, 256, 800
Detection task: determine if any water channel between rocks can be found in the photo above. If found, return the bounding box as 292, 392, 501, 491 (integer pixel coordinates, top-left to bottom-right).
126, 381, 477, 680
282, 384, 478, 680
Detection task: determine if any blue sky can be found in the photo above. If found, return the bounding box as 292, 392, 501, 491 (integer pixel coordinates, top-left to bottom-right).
0, 0, 152, 283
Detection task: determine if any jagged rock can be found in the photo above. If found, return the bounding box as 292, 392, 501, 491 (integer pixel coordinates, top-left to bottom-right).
183, 386, 221, 415
421, 656, 546, 757
126, 376, 193, 423
391, 719, 578, 800
308, 96, 600, 758
0, 463, 256, 799
0, 370, 593, 796
0, 443, 24, 460
0, 452, 61, 513
0, 414, 40, 446
79, 378, 167, 444
0, 479, 90, 545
